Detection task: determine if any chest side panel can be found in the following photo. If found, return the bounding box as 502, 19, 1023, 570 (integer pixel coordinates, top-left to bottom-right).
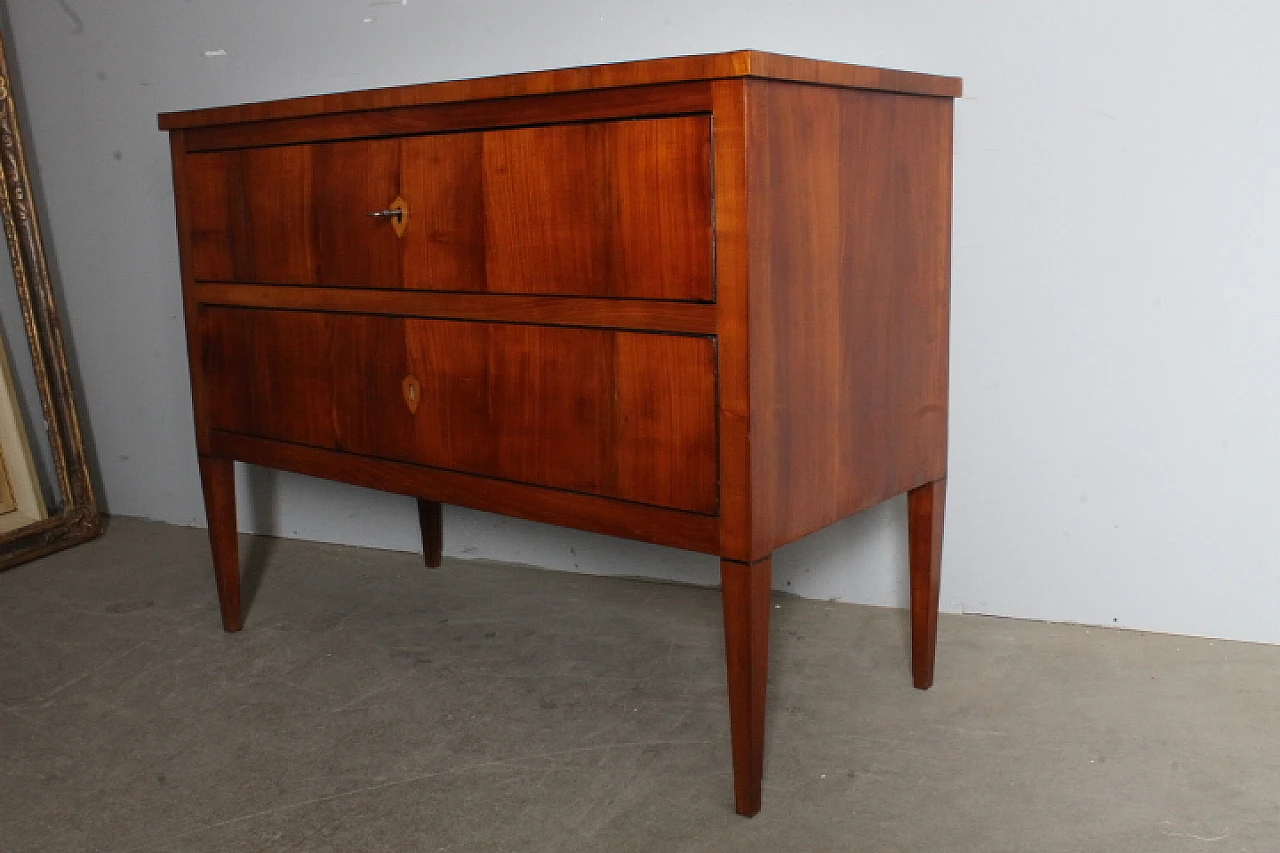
746, 81, 953, 550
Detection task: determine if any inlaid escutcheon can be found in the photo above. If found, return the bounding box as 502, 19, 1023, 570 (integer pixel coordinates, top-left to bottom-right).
402, 374, 421, 414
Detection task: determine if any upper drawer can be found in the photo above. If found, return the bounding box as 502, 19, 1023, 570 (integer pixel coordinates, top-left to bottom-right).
183, 116, 713, 301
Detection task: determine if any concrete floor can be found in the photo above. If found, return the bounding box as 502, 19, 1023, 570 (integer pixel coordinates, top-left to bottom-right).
1, 518, 1276, 852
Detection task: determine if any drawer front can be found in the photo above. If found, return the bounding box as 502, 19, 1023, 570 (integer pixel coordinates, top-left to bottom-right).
186, 139, 403, 288
200, 307, 719, 513
185, 115, 713, 300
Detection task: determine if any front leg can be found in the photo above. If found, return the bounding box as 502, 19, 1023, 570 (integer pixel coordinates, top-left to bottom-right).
198, 456, 242, 632
907, 477, 946, 689
720, 555, 772, 816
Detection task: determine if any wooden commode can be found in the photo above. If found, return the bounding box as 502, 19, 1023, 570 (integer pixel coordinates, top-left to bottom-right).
158, 51, 961, 816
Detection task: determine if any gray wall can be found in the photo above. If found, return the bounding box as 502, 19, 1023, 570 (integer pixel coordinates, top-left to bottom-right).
7, 0, 1280, 643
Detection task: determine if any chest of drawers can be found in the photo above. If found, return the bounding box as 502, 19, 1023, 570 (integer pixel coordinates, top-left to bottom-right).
160, 51, 960, 816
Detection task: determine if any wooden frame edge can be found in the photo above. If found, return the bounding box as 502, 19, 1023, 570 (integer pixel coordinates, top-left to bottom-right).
0, 32, 102, 569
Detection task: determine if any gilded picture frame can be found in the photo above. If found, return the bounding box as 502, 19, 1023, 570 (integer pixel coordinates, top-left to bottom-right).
0, 29, 100, 568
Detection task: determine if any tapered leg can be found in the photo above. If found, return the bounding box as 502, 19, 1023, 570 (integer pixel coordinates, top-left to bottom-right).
198, 456, 242, 633
720, 555, 772, 817
417, 499, 443, 568
908, 477, 946, 689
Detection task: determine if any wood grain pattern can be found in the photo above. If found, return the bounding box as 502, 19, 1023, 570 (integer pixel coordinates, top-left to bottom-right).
198, 456, 242, 632
417, 499, 443, 568
239, 146, 316, 283
169, 131, 214, 456
210, 431, 721, 554
614, 333, 720, 507
199, 307, 719, 513
312, 139, 402, 286
908, 478, 945, 689
745, 81, 953, 555
720, 555, 772, 817
185, 117, 711, 300
182, 83, 714, 153
400, 133, 486, 291
481, 123, 604, 295
191, 283, 718, 334
710, 81, 756, 562
159, 51, 960, 130
186, 141, 404, 287
607, 116, 714, 300
182, 146, 240, 285
480, 116, 712, 299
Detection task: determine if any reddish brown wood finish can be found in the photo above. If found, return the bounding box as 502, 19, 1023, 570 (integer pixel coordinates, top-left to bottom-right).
186, 142, 403, 286
169, 131, 213, 456
192, 284, 717, 334
400, 133, 486, 292
181, 82, 714, 153
162, 53, 959, 817
158, 51, 960, 131
481, 117, 712, 299
710, 81, 757, 564
908, 478, 946, 689
720, 556, 772, 817
185, 116, 711, 301
417, 499, 443, 568
743, 81, 953, 557
198, 456, 241, 632
210, 431, 721, 554
199, 307, 718, 513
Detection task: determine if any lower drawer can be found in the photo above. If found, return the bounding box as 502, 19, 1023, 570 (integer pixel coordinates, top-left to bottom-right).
199, 307, 719, 514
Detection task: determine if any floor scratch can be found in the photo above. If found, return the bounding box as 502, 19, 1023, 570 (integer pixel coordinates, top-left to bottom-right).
0, 704, 44, 726
24, 641, 148, 709
327, 682, 394, 715
1160, 822, 1229, 842
167, 740, 710, 842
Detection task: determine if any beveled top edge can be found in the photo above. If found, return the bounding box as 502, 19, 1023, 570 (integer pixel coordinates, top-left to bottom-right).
158, 50, 962, 131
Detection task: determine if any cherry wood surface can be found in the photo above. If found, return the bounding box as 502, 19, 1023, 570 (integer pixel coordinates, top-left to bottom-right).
159, 50, 961, 131
192, 284, 717, 335
720, 556, 772, 817
163, 53, 959, 817
200, 307, 719, 513
399, 132, 485, 292
743, 81, 953, 557
209, 431, 722, 555
908, 478, 947, 690
185, 116, 711, 300
708, 80, 757, 563
187, 141, 402, 286
169, 131, 216, 458
479, 116, 712, 299
181, 82, 714, 153
197, 456, 242, 633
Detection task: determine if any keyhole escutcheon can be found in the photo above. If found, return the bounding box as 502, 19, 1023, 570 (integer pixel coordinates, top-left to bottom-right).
402, 374, 421, 414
